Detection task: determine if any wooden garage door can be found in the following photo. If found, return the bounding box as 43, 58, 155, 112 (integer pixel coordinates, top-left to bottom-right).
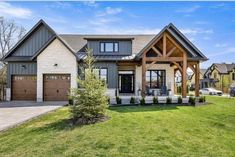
43, 74, 70, 101
12, 75, 37, 100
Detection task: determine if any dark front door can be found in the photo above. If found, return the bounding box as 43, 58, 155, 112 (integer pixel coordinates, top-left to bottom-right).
119, 74, 134, 93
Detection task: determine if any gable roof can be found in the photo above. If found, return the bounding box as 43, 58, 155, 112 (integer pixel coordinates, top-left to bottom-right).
2, 19, 56, 60
204, 63, 235, 77
135, 23, 208, 61
2, 20, 208, 62
189, 69, 207, 80
214, 63, 235, 74
58, 34, 155, 54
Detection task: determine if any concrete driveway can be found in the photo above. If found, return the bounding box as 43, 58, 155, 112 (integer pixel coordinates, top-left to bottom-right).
0, 101, 66, 131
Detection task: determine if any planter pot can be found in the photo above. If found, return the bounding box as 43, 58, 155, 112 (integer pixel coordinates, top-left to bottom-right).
182, 97, 189, 104
158, 97, 167, 104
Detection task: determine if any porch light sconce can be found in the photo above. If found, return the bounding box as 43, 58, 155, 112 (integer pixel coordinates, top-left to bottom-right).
21, 65, 26, 69
54, 63, 58, 67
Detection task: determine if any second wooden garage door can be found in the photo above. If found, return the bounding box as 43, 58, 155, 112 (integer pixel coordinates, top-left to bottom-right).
43, 74, 70, 101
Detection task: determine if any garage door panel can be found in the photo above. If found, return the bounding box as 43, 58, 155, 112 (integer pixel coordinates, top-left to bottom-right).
12, 75, 36, 100
43, 74, 70, 101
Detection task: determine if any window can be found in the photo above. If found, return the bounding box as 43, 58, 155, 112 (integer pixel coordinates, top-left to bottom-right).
100, 42, 119, 52
85, 68, 108, 83
232, 72, 235, 80
214, 72, 217, 79
146, 70, 166, 88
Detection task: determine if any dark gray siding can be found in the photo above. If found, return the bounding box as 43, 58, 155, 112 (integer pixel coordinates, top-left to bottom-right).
94, 62, 118, 88
88, 40, 132, 56
7, 62, 37, 88
12, 25, 54, 56
78, 61, 118, 88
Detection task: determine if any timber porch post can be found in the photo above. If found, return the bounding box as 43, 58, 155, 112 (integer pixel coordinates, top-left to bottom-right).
195, 62, 200, 97
142, 53, 146, 96
182, 53, 187, 98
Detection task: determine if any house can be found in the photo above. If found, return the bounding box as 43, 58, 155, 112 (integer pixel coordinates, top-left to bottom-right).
2, 20, 208, 102
189, 69, 207, 89
204, 63, 235, 93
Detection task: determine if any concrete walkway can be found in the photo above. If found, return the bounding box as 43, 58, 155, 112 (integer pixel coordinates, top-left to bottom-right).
0, 101, 66, 131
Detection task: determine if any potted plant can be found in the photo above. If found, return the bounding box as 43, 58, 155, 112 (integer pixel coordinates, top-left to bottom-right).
153, 97, 158, 104
130, 97, 135, 104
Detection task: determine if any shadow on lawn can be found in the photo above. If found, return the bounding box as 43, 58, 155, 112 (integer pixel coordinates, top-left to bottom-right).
109, 105, 180, 113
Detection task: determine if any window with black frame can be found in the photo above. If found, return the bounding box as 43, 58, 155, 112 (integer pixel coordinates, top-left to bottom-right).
85, 68, 108, 83
100, 42, 119, 52
146, 70, 166, 88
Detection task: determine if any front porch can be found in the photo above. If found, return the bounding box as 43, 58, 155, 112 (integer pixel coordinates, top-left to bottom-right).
116, 31, 202, 98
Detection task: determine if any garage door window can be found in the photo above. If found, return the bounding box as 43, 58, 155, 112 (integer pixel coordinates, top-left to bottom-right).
14, 76, 36, 81
45, 75, 70, 80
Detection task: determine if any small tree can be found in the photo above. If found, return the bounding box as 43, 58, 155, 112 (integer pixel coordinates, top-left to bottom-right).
70, 48, 108, 125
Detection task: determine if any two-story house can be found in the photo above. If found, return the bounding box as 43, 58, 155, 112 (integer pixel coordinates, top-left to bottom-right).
204, 63, 235, 93
2, 20, 208, 102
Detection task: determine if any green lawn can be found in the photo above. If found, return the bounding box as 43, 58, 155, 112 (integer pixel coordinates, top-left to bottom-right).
0, 96, 235, 157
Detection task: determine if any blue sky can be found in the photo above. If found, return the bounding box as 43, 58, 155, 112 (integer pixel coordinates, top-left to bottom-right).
0, 1, 235, 68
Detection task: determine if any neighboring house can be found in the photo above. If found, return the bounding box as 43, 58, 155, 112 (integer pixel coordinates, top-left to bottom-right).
204, 63, 235, 93
2, 20, 208, 102
189, 69, 207, 89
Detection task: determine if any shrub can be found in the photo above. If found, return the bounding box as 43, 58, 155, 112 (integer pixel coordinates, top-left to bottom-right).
153, 97, 158, 104
203, 96, 206, 102
189, 96, 196, 105
130, 97, 135, 104
199, 96, 204, 103
68, 95, 74, 105
178, 96, 182, 104
199, 96, 206, 103
166, 97, 172, 104
70, 49, 108, 125
107, 96, 110, 104
116, 96, 122, 104
140, 97, 145, 105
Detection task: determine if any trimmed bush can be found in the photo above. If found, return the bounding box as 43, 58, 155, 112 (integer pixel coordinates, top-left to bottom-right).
199, 96, 203, 103
153, 97, 158, 104
107, 96, 110, 104
189, 96, 196, 105
116, 96, 122, 104
68, 95, 74, 105
178, 96, 182, 104
130, 97, 135, 104
166, 97, 172, 104
199, 96, 206, 103
140, 97, 145, 105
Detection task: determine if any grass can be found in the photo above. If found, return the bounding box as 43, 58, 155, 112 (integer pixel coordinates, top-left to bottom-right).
0, 96, 235, 157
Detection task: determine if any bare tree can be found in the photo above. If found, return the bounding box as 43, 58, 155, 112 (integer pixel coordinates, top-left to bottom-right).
0, 17, 26, 100
0, 17, 26, 59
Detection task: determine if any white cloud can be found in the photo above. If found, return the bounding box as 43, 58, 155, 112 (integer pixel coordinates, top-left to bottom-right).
215, 43, 228, 48
180, 28, 213, 35
89, 17, 120, 26
203, 36, 211, 40
207, 47, 235, 57
96, 7, 123, 17
95, 27, 161, 34
176, 5, 201, 13
0, 2, 32, 19
106, 7, 122, 15
83, 1, 98, 7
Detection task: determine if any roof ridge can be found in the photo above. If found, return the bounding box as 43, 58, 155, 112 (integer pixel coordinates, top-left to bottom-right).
58, 34, 156, 36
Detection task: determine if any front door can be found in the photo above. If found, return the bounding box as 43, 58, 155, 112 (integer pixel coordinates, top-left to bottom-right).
119, 73, 134, 93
